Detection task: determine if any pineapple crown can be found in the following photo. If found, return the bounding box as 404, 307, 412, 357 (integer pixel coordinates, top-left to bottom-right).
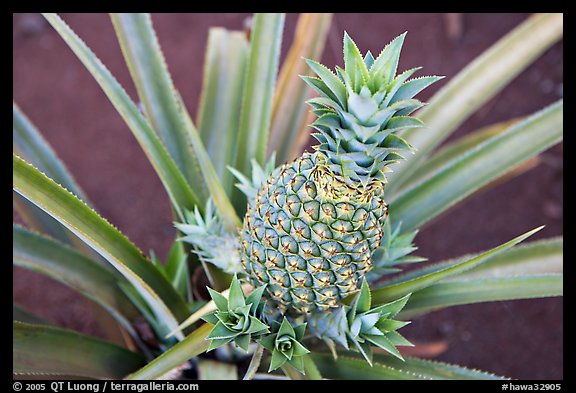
302, 32, 443, 187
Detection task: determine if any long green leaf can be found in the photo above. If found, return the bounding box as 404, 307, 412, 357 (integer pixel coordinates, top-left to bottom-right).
13, 154, 188, 338
13, 103, 95, 248
13, 224, 140, 335
312, 352, 504, 380
176, 93, 242, 233
196, 27, 249, 196
110, 13, 208, 203
13, 105, 136, 347
378, 237, 563, 288
233, 13, 285, 211
14, 192, 72, 248
401, 275, 563, 318
126, 323, 211, 380
370, 353, 506, 380
268, 13, 333, 164
388, 13, 563, 192
164, 240, 190, 300
198, 359, 238, 380
455, 236, 563, 280
371, 226, 542, 305
42, 13, 200, 219
310, 353, 436, 380
390, 100, 562, 231
303, 356, 323, 380
13, 103, 88, 201
13, 103, 126, 280
13, 304, 49, 325
13, 321, 145, 379
390, 118, 520, 197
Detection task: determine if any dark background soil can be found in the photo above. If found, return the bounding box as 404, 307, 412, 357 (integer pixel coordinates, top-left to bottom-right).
13, 13, 563, 380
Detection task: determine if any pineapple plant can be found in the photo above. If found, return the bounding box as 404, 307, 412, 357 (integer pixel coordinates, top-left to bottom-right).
13, 13, 562, 380
239, 32, 442, 316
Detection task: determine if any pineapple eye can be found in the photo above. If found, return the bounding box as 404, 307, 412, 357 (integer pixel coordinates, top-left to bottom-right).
356, 254, 369, 264
322, 205, 334, 217
266, 255, 277, 267
329, 253, 350, 268
304, 181, 317, 199
295, 276, 305, 285
339, 266, 354, 277
270, 271, 287, 285
280, 236, 298, 254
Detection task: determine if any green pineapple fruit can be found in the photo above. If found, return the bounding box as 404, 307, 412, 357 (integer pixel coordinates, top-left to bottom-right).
240, 32, 441, 314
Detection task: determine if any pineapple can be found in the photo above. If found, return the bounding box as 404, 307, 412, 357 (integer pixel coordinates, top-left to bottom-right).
240, 32, 441, 314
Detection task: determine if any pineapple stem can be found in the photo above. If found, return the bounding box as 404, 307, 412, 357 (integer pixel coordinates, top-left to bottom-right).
243, 344, 265, 380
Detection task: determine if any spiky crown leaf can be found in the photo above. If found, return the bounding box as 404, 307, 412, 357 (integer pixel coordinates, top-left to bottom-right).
302, 32, 443, 186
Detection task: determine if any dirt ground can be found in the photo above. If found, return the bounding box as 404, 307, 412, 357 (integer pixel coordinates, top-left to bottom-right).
13, 13, 563, 379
